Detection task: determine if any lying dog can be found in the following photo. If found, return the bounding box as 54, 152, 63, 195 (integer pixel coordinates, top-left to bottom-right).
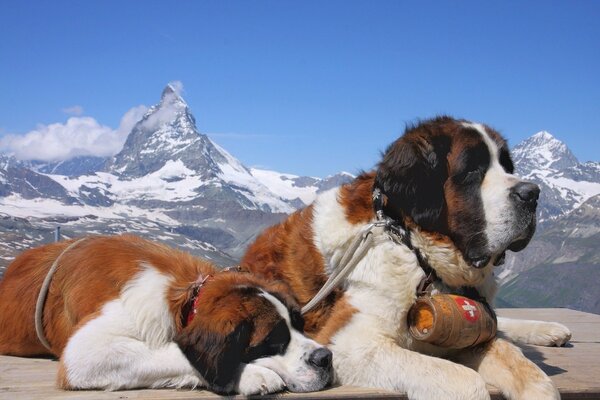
241, 116, 571, 399
0, 235, 332, 395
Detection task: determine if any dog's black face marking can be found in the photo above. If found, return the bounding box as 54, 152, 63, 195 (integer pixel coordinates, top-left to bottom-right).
499, 145, 514, 174
453, 141, 490, 185
243, 319, 291, 363
290, 309, 305, 332
375, 126, 451, 235
177, 320, 251, 393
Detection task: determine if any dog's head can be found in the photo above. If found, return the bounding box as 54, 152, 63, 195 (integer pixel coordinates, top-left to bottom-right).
374, 116, 539, 271
174, 272, 332, 394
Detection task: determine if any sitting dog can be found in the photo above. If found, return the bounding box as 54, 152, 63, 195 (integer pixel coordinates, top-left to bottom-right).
0, 235, 333, 395
241, 116, 571, 399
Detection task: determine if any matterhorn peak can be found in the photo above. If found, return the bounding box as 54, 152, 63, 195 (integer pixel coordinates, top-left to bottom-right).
159, 82, 187, 108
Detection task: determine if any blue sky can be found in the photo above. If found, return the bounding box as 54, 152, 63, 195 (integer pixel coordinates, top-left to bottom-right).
1, 1, 599, 176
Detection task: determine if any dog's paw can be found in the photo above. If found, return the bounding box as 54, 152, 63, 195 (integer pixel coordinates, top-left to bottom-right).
527, 322, 572, 347
236, 364, 285, 395
521, 377, 561, 400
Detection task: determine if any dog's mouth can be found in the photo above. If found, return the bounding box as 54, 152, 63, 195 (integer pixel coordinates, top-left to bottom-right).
466, 216, 537, 269
491, 216, 537, 267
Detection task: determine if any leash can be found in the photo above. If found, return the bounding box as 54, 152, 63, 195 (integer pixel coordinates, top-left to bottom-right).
301, 187, 430, 315
35, 238, 88, 352
301, 210, 412, 315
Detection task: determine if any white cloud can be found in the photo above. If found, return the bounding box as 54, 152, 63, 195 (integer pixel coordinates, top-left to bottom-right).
62, 105, 84, 116
168, 80, 184, 96
117, 105, 149, 139
142, 82, 186, 130
0, 105, 148, 162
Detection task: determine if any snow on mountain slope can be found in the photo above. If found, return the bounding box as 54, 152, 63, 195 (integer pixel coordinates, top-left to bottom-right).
250, 168, 321, 205
47, 160, 210, 203
512, 131, 600, 220
0, 194, 180, 225
250, 168, 355, 206
210, 140, 294, 213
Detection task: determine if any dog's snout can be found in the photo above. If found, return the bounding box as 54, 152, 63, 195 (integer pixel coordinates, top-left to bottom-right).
308, 348, 332, 369
511, 182, 540, 204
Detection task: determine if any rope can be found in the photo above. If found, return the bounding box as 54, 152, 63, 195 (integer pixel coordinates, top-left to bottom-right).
35, 238, 87, 352
301, 222, 386, 314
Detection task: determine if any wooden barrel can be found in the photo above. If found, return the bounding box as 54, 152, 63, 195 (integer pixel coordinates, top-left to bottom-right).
407, 294, 497, 348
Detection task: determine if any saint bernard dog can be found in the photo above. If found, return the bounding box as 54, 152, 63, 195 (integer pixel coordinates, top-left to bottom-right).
0, 235, 332, 395
241, 116, 572, 400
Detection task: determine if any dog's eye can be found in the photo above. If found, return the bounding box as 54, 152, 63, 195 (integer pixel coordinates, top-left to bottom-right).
455, 169, 483, 185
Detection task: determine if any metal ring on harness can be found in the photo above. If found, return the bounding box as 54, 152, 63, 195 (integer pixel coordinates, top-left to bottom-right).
35, 237, 88, 352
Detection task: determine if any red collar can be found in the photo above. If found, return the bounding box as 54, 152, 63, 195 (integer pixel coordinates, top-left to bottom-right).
183, 275, 212, 327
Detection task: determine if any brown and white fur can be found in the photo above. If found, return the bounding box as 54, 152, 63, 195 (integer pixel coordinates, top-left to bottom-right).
0, 235, 333, 395
241, 117, 571, 400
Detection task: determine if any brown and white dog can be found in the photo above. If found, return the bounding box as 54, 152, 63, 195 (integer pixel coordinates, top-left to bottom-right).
0, 235, 333, 395
241, 116, 572, 400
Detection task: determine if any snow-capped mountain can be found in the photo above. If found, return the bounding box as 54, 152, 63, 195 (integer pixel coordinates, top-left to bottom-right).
0, 85, 354, 275
0, 155, 78, 204
512, 131, 600, 221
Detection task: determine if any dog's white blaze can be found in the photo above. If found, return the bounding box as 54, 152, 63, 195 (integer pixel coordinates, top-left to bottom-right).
463, 122, 520, 255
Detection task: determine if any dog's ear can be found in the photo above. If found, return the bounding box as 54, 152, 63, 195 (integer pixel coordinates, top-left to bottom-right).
375, 132, 450, 233
175, 319, 252, 394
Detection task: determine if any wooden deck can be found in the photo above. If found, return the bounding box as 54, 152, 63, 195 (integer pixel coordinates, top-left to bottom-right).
1, 308, 599, 399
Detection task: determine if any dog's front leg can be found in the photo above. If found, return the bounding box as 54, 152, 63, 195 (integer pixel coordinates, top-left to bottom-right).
454, 338, 559, 400
497, 317, 571, 347
59, 316, 205, 391
59, 339, 204, 390
330, 332, 490, 400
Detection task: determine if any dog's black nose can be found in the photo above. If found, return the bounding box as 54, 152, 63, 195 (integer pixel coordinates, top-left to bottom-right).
308, 348, 333, 369
511, 182, 540, 203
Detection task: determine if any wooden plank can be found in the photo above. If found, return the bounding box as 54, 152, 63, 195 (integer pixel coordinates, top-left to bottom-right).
1, 308, 599, 399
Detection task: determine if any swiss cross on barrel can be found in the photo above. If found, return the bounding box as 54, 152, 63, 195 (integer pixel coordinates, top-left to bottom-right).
454, 296, 480, 322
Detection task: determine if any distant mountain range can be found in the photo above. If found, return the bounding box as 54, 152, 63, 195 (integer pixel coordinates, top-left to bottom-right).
0, 85, 353, 274
1, 85, 599, 313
